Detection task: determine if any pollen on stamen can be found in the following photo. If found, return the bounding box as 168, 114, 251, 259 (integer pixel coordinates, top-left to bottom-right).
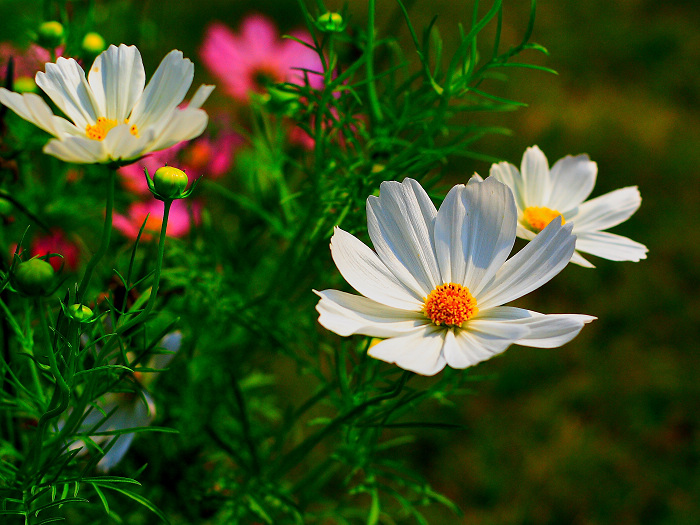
85, 116, 119, 141
522, 206, 564, 232
423, 283, 478, 327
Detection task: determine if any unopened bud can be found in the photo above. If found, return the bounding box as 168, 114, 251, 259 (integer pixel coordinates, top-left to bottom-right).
316, 12, 345, 33
81, 32, 106, 57
37, 21, 65, 49
13, 258, 55, 296
153, 166, 189, 199
14, 76, 37, 93
67, 304, 93, 322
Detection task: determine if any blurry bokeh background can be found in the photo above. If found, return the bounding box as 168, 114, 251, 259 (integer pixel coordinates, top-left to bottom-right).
3, 0, 698, 523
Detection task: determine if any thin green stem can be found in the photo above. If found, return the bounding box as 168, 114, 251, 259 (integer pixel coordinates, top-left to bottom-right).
77, 167, 115, 304
115, 199, 171, 334
366, 0, 384, 125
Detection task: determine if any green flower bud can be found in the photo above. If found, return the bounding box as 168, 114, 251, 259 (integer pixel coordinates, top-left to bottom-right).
153, 166, 189, 199
67, 304, 93, 322
14, 76, 37, 93
37, 21, 65, 49
316, 12, 345, 33
81, 32, 106, 57
13, 258, 55, 296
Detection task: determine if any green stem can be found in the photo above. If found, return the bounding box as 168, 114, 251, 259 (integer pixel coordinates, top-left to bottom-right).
76, 167, 115, 304
116, 199, 171, 334
365, 0, 384, 125
30, 298, 70, 475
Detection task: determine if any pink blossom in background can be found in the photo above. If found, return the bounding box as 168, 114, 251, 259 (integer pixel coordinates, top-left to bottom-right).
180, 131, 242, 179
118, 131, 241, 193
113, 199, 200, 241
31, 230, 80, 271
0, 43, 53, 81
200, 14, 324, 102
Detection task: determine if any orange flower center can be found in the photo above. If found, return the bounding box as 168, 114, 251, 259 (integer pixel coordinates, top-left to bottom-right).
522, 206, 564, 232
85, 117, 139, 141
423, 283, 478, 327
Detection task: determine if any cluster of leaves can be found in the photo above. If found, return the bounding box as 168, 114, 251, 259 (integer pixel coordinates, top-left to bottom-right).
0, 0, 550, 523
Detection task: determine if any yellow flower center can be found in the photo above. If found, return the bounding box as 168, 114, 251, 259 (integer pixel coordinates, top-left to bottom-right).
85, 117, 139, 141
423, 283, 478, 327
522, 206, 565, 232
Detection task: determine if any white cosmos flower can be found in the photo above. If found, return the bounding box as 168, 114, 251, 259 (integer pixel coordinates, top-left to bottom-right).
489, 145, 648, 267
0, 44, 214, 164
315, 177, 595, 376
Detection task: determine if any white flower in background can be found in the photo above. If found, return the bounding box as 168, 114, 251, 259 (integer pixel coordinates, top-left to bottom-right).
315, 177, 595, 376
0, 44, 214, 164
72, 332, 181, 471
489, 145, 648, 267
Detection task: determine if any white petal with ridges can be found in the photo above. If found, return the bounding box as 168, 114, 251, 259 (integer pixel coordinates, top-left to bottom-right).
330, 227, 423, 310
88, 44, 145, 121
444, 320, 528, 369
36, 57, 99, 129
104, 124, 154, 162
0, 90, 78, 136
187, 84, 216, 109
367, 178, 440, 298
43, 136, 106, 163
434, 177, 516, 296
520, 146, 550, 205
129, 50, 194, 130
147, 107, 208, 152
315, 289, 428, 337
477, 217, 575, 309
575, 231, 648, 262
547, 154, 597, 211
569, 186, 642, 232
489, 163, 526, 212
477, 307, 595, 347
368, 325, 447, 376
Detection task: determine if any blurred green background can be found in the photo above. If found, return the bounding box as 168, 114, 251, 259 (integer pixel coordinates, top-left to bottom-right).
4, 0, 699, 523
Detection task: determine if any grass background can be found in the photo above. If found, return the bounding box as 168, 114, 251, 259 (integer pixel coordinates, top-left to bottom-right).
3, 0, 699, 523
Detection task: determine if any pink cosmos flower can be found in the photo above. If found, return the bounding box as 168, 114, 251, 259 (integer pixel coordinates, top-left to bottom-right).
30, 229, 80, 271
200, 14, 324, 102
0, 43, 56, 84
113, 199, 199, 241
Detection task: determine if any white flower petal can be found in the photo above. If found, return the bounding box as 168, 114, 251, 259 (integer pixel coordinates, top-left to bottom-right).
489, 162, 526, 212
547, 154, 597, 211
520, 145, 550, 205
443, 319, 528, 369
569, 186, 642, 232
570, 250, 595, 268
43, 136, 107, 164
147, 107, 208, 152
187, 84, 216, 109
0, 89, 77, 136
88, 44, 145, 121
477, 217, 576, 309
129, 50, 194, 129
315, 289, 429, 337
575, 231, 648, 262
35, 57, 100, 129
368, 325, 447, 376
366, 178, 441, 298
330, 227, 424, 310
434, 177, 516, 297
104, 124, 155, 162
477, 307, 595, 348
